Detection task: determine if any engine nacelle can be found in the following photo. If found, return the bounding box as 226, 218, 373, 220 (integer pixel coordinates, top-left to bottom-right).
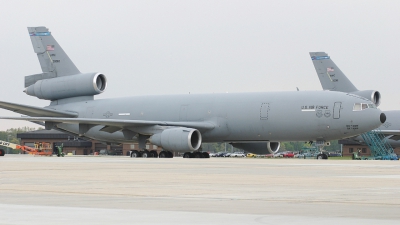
149, 128, 202, 152
230, 142, 280, 154
24, 73, 107, 100
351, 90, 381, 106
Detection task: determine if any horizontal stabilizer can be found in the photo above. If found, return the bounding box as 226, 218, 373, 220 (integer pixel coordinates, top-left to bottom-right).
0, 101, 78, 117
0, 116, 215, 131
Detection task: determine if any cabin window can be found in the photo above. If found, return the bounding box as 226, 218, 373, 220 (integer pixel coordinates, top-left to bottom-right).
362, 103, 368, 110
353, 103, 376, 111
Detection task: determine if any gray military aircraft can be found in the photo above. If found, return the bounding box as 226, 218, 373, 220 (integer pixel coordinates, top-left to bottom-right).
310, 52, 400, 147
0, 27, 386, 158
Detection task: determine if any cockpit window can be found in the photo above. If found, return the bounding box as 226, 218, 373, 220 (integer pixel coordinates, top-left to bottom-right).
353, 103, 376, 111
353, 103, 361, 111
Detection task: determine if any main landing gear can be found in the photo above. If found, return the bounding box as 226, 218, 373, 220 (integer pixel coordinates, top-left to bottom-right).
183, 151, 210, 158
130, 149, 172, 158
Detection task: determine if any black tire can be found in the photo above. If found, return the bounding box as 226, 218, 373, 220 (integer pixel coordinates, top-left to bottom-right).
131, 150, 140, 158
0, 149, 4, 156
317, 154, 323, 160
202, 152, 210, 158
167, 151, 173, 158
183, 152, 191, 158
142, 150, 150, 158
194, 152, 203, 158
322, 154, 328, 160
159, 151, 168, 158
150, 150, 158, 158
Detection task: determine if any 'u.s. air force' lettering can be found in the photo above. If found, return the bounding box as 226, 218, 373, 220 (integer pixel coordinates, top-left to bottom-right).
301, 105, 328, 111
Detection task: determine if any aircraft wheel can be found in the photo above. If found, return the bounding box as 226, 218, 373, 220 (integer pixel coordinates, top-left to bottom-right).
0, 149, 4, 156
159, 151, 168, 158
194, 152, 203, 158
322, 154, 328, 159
202, 152, 210, 158
142, 150, 150, 158
183, 152, 191, 158
317, 154, 323, 160
150, 150, 158, 158
167, 151, 173, 158
131, 150, 140, 158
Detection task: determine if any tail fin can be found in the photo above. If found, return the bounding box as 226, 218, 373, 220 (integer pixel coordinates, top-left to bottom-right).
26, 27, 80, 87
309, 52, 358, 92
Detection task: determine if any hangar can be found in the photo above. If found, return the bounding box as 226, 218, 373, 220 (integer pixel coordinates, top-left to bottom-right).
16, 129, 163, 156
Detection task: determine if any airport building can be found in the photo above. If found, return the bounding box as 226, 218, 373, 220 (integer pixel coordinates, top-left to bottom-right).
16, 130, 400, 157
17, 129, 162, 156
338, 139, 400, 157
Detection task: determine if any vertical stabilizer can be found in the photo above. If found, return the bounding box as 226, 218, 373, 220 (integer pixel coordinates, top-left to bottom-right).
27, 27, 80, 86
310, 52, 358, 92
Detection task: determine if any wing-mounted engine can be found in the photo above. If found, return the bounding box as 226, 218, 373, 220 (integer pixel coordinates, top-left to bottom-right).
350, 90, 381, 106
149, 128, 202, 152
230, 142, 280, 154
24, 73, 107, 100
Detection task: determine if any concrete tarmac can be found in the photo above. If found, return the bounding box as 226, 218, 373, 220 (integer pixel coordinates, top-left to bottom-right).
1, 155, 400, 224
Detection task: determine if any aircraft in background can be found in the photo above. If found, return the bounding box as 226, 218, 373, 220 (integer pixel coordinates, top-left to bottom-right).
0, 27, 386, 158
310, 52, 400, 147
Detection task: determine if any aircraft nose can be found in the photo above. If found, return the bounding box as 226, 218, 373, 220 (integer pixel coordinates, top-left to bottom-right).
380, 113, 386, 123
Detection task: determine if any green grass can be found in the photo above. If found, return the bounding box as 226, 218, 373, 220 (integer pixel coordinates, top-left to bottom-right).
327, 156, 352, 160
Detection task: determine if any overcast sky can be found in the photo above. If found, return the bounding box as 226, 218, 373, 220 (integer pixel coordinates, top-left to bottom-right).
0, 0, 399, 130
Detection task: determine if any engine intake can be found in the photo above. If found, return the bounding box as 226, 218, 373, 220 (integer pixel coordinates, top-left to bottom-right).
230, 141, 280, 154
24, 73, 107, 100
149, 128, 202, 152
351, 90, 381, 106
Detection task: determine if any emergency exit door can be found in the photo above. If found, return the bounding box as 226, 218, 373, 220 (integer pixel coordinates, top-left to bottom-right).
333, 102, 341, 119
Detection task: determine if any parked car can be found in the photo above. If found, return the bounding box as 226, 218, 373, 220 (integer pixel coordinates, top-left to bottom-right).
209, 152, 218, 157
225, 153, 232, 157
246, 153, 257, 158
282, 152, 294, 158
230, 152, 246, 157
294, 153, 305, 158
215, 152, 226, 157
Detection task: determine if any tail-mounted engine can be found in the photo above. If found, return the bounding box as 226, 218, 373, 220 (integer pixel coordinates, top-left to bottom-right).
24, 73, 107, 100
351, 90, 381, 106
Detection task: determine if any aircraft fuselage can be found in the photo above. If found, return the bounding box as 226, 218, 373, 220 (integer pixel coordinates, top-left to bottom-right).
51, 90, 383, 147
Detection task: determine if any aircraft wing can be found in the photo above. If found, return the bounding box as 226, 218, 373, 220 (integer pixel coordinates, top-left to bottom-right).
0, 101, 77, 117
380, 130, 400, 141
0, 116, 215, 132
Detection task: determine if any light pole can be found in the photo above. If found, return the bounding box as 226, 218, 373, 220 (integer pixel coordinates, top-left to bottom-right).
7, 134, 11, 154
